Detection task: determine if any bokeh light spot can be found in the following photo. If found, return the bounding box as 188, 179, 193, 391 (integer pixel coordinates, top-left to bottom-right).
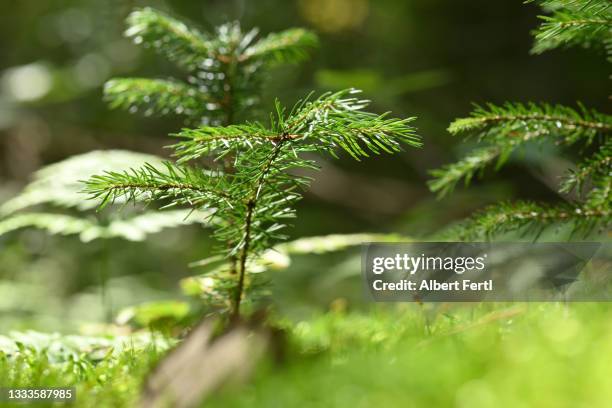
299, 0, 369, 33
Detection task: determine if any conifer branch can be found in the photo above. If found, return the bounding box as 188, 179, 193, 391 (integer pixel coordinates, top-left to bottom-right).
242, 28, 319, 64
447, 201, 611, 240
105, 8, 318, 126
62, 7, 417, 317
448, 102, 611, 141
85, 162, 229, 210
584, 176, 611, 210
529, 0, 612, 54
104, 78, 215, 121
431, 0, 610, 240
561, 139, 612, 194
87, 89, 419, 315
99, 9, 321, 314
430, 102, 611, 196
173, 90, 420, 163
428, 146, 503, 197
125, 8, 212, 71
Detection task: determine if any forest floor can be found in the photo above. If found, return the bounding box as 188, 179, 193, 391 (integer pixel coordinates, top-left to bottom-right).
1, 302, 611, 407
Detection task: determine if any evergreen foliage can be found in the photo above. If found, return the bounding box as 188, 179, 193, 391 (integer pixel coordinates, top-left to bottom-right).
0, 7, 418, 318
430, 0, 611, 240
443, 201, 608, 241
75, 7, 419, 317
104, 7, 318, 125
529, 0, 611, 56
429, 103, 611, 198
86, 90, 419, 316
1, 9, 318, 246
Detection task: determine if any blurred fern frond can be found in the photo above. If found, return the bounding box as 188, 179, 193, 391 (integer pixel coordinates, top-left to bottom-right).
0, 150, 164, 216
0, 210, 210, 243
0, 151, 211, 242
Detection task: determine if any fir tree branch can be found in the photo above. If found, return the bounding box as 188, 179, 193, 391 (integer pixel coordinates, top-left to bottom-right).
560, 139, 612, 194
225, 92, 417, 313
447, 200, 611, 240
125, 8, 212, 71
119, 89, 418, 314
112, 8, 318, 127
448, 102, 611, 140
428, 146, 504, 197
529, 0, 612, 54
119, 9, 316, 286
90, 8, 417, 315
432, 1, 611, 242
173, 90, 420, 163
104, 78, 216, 121
242, 28, 319, 64
84, 162, 229, 210
584, 176, 611, 210
172, 123, 290, 162
430, 103, 611, 196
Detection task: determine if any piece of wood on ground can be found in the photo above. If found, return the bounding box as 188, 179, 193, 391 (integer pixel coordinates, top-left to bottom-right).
140, 318, 270, 408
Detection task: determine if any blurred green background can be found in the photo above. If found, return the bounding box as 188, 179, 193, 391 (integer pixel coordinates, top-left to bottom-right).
0, 0, 609, 332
